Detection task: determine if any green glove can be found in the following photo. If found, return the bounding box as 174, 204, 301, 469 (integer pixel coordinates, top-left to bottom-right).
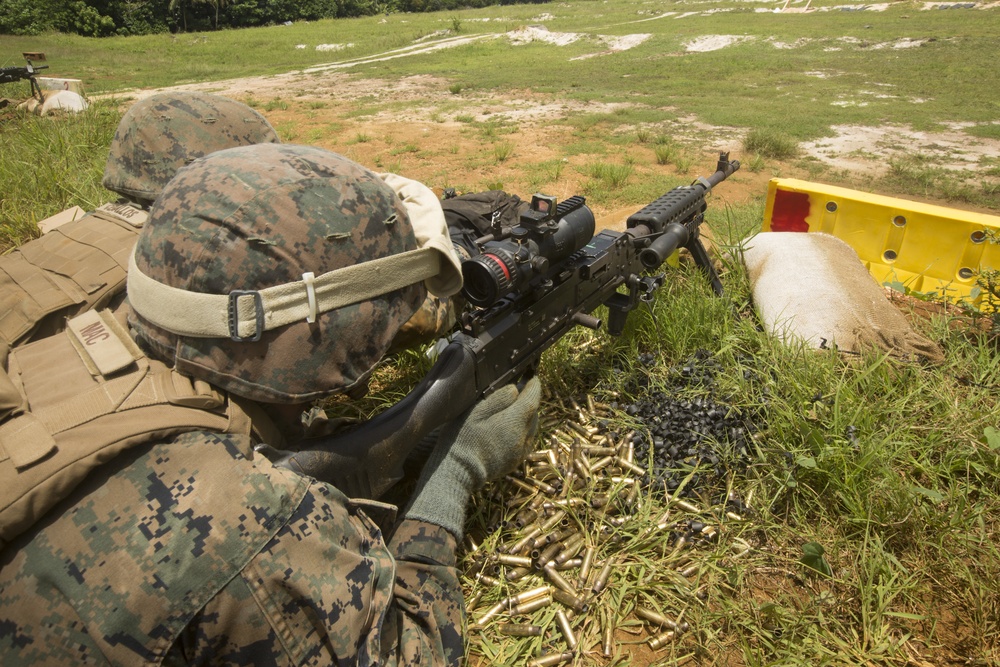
404, 377, 542, 539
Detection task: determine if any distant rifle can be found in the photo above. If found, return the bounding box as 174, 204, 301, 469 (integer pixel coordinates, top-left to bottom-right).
0, 59, 48, 103
267, 152, 741, 499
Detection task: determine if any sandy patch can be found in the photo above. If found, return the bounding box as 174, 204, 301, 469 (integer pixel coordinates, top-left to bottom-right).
921, 1, 985, 7
768, 37, 813, 48
800, 124, 1000, 175
869, 37, 930, 49
684, 35, 753, 52
507, 26, 582, 47
315, 43, 352, 52
820, 2, 890, 10
507, 26, 651, 58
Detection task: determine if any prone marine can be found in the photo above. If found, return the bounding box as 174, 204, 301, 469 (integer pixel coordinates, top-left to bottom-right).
0, 107, 541, 664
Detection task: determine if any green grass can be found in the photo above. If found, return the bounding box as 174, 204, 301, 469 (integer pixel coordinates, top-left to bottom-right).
743, 128, 800, 161
0, 99, 121, 251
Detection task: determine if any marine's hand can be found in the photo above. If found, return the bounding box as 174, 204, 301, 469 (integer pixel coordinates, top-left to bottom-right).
437, 376, 541, 488
404, 378, 541, 538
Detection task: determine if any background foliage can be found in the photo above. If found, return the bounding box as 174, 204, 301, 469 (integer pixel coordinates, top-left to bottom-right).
0, 0, 549, 35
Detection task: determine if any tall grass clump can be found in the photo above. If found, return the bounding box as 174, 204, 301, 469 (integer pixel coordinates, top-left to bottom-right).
492, 140, 515, 163
0, 101, 122, 252
586, 161, 633, 189
743, 127, 799, 160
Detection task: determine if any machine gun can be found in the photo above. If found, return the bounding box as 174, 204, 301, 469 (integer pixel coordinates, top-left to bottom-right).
267, 152, 741, 499
0, 59, 49, 104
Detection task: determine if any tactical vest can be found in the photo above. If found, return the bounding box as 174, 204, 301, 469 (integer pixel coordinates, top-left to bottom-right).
0, 201, 146, 347
0, 308, 261, 548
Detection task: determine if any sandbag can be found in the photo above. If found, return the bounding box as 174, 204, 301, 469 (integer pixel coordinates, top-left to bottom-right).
742, 232, 944, 363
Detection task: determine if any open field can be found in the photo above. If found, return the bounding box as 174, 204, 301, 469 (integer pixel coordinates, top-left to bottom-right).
2, 0, 999, 665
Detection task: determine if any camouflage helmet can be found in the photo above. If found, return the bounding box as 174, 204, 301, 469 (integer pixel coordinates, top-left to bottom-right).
126, 143, 463, 404
102, 91, 280, 206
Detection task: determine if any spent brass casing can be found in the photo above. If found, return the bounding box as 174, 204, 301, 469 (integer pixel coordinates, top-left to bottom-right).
507, 526, 542, 555
466, 591, 482, 613
526, 450, 553, 463
602, 621, 614, 657
527, 651, 575, 667
616, 456, 646, 477
546, 448, 559, 467
525, 476, 558, 495
589, 455, 615, 474
551, 588, 589, 614
534, 543, 563, 569
592, 560, 614, 594
475, 572, 500, 587
508, 585, 551, 606
679, 564, 699, 578
511, 595, 552, 615
505, 566, 532, 582
505, 475, 538, 495
582, 446, 617, 456
496, 553, 532, 568
577, 546, 595, 588
648, 629, 676, 650
561, 469, 578, 498
514, 508, 539, 528
555, 609, 578, 649
669, 498, 701, 513
554, 534, 585, 564
625, 483, 640, 508
539, 510, 566, 533
544, 498, 586, 510
635, 607, 679, 630
552, 429, 577, 446
554, 558, 583, 570
498, 623, 543, 637
547, 525, 577, 545
543, 564, 578, 595
572, 457, 591, 479
475, 600, 507, 626
566, 420, 592, 440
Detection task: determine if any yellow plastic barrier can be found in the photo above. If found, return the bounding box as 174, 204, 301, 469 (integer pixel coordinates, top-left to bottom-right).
762, 178, 1000, 311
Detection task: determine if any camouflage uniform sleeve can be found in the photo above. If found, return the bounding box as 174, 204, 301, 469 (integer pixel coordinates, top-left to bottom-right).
377, 520, 465, 667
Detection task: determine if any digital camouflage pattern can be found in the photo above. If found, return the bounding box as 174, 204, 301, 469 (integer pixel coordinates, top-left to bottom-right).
129, 144, 426, 404
102, 91, 280, 206
0, 430, 465, 666
388, 294, 456, 354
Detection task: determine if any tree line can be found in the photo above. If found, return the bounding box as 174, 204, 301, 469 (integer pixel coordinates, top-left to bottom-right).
1, 0, 548, 37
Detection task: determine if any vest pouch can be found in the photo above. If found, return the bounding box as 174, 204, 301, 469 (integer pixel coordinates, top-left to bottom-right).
0, 310, 253, 548
0, 203, 146, 347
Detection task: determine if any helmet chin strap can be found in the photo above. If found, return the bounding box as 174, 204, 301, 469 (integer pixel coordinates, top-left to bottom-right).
127, 245, 443, 341
127, 172, 464, 342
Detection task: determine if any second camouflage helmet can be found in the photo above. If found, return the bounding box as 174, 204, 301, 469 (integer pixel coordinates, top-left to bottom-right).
127, 143, 462, 403
102, 91, 280, 205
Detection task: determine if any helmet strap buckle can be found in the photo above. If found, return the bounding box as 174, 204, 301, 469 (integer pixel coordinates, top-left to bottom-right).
302, 272, 318, 323
228, 290, 264, 342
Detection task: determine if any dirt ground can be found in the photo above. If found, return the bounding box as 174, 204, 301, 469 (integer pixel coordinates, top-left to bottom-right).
121, 68, 1000, 227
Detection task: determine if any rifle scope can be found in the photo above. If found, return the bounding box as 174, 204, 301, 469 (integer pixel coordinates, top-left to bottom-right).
462, 195, 595, 308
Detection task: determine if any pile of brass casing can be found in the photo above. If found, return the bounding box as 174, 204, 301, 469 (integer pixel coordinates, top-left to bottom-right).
462, 395, 754, 663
